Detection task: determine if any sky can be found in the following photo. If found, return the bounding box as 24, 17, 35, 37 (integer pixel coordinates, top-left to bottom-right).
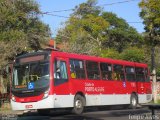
36, 0, 144, 37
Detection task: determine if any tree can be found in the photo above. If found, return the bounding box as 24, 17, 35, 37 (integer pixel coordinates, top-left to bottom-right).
56, 0, 108, 55
56, 14, 109, 55
120, 47, 145, 62
0, 0, 51, 93
100, 49, 121, 59
100, 47, 146, 63
139, 0, 160, 103
73, 0, 101, 18
101, 12, 143, 52
0, 0, 51, 68
56, 0, 143, 57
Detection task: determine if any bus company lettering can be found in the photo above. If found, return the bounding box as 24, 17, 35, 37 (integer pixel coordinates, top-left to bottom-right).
85, 83, 104, 92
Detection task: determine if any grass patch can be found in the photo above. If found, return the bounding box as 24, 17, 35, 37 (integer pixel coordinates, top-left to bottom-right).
156, 100, 160, 104
150, 100, 160, 104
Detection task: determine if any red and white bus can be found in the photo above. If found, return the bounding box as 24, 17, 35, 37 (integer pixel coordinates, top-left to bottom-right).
11, 50, 152, 114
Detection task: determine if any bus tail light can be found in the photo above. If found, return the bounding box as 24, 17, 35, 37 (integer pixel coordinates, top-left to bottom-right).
43, 89, 49, 99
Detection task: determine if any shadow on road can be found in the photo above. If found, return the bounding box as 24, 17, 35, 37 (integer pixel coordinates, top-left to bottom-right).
18, 114, 103, 120
17, 107, 152, 120
98, 108, 150, 117
18, 110, 104, 120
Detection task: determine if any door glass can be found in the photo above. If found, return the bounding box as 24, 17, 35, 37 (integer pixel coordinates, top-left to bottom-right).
54, 59, 68, 86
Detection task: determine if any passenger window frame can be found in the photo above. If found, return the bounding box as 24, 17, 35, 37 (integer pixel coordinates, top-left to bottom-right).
100, 62, 112, 80
86, 61, 100, 80
113, 64, 125, 81
54, 58, 68, 86
125, 66, 136, 82
69, 59, 86, 79
135, 67, 145, 82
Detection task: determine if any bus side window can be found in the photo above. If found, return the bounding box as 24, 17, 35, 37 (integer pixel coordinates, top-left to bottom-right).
86, 61, 100, 80
125, 66, 135, 82
54, 58, 68, 86
145, 68, 150, 82
113, 64, 125, 81
100, 63, 112, 80
69, 59, 86, 79
135, 67, 145, 82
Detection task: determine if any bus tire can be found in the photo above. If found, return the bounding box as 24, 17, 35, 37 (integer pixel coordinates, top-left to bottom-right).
72, 94, 85, 115
130, 94, 138, 109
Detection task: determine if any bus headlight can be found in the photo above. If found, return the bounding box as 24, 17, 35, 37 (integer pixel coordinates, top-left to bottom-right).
12, 95, 16, 102
43, 89, 49, 99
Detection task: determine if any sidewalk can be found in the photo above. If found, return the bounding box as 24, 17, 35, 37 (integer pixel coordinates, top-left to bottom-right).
0, 102, 23, 115
0, 110, 23, 120
0, 109, 23, 115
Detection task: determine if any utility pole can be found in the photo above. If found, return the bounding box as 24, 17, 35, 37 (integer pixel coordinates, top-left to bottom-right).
150, 28, 157, 103
54, 39, 56, 49
151, 47, 157, 103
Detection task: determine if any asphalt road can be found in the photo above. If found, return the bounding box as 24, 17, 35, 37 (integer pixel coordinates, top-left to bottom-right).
2, 107, 160, 120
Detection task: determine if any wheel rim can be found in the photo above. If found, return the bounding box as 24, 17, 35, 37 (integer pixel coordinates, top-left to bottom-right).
132, 97, 137, 106
75, 99, 82, 109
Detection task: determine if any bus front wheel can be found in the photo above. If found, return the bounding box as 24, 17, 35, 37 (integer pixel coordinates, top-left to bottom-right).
130, 94, 138, 109
72, 94, 85, 115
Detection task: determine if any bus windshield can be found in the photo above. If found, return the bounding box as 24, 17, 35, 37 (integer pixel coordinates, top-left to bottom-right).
13, 62, 50, 90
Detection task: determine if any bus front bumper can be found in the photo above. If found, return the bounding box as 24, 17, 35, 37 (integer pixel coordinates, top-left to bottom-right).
11, 95, 54, 111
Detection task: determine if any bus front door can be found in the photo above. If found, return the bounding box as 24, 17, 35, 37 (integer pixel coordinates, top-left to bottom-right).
53, 57, 70, 95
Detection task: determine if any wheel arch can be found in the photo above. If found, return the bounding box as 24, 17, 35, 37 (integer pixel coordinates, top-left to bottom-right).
131, 92, 138, 103
75, 91, 86, 105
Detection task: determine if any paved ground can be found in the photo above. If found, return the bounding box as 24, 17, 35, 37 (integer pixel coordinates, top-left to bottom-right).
0, 107, 160, 120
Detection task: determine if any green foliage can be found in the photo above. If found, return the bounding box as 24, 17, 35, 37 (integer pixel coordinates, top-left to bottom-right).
56, 14, 109, 55
100, 49, 121, 59
100, 47, 145, 63
55, 0, 147, 64
120, 47, 145, 62
139, 0, 160, 46
0, 0, 51, 68
156, 67, 160, 77
73, 0, 101, 17
65, 14, 109, 38
101, 12, 143, 52
56, 0, 143, 58
139, 0, 160, 76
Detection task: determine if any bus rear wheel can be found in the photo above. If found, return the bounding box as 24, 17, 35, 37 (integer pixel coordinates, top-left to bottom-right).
130, 94, 138, 109
72, 94, 85, 115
